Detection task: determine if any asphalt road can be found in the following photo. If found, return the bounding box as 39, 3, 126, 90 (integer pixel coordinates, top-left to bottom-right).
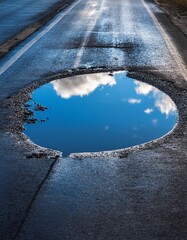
0, 0, 186, 239
0, 0, 73, 45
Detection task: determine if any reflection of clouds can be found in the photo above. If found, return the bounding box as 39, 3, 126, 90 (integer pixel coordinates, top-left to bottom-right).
128, 98, 141, 104
152, 119, 158, 125
134, 81, 176, 116
144, 108, 153, 114
155, 95, 176, 116
52, 73, 116, 99
135, 81, 155, 96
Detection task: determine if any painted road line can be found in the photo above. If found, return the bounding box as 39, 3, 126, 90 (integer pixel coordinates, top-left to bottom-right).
141, 0, 187, 81
0, 0, 82, 76
73, 0, 106, 68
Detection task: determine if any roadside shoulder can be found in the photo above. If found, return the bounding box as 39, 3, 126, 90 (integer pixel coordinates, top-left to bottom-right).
155, 0, 187, 36
0, 0, 74, 59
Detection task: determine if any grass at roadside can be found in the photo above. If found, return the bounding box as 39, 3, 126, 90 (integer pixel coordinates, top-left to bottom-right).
156, 0, 187, 36
157, 0, 187, 6
157, 0, 187, 16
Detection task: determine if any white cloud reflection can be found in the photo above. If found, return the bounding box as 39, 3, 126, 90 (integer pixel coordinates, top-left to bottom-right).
52, 73, 116, 99
153, 119, 158, 125
144, 108, 153, 114
128, 98, 142, 104
51, 74, 176, 117
155, 95, 176, 116
134, 81, 176, 116
135, 81, 154, 96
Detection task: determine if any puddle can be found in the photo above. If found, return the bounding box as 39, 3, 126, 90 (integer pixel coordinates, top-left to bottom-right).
24, 71, 177, 157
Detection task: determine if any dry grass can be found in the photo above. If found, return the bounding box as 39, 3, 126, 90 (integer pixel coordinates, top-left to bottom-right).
156, 0, 187, 36
157, 0, 187, 17
158, 0, 187, 6
157, 0, 187, 7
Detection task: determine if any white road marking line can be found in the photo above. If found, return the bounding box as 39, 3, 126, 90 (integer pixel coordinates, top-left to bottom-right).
0, 0, 82, 76
73, 0, 106, 68
141, 0, 187, 81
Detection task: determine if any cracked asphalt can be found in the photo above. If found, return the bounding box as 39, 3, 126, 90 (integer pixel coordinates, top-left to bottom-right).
0, 0, 186, 239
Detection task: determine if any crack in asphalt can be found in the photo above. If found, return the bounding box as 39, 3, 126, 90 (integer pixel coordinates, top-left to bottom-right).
12, 159, 58, 240
0, 0, 186, 238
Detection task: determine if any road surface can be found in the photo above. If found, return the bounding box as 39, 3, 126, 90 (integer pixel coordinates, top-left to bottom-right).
0, 0, 73, 45
0, 0, 186, 239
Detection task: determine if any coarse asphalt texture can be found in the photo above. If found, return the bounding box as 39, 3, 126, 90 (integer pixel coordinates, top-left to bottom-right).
0, 0, 187, 239
0, 0, 73, 45
0, 0, 74, 58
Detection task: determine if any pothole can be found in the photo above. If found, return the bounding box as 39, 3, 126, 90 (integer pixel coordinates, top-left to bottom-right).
24, 71, 178, 157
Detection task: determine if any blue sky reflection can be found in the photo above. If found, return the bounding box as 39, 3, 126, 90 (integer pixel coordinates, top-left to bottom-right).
24, 71, 177, 156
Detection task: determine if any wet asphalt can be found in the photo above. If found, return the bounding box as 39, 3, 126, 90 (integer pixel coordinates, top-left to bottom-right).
0, 0, 73, 45
0, 0, 187, 239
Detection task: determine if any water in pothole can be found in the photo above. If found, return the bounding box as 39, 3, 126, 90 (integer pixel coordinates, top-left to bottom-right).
24, 71, 177, 156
